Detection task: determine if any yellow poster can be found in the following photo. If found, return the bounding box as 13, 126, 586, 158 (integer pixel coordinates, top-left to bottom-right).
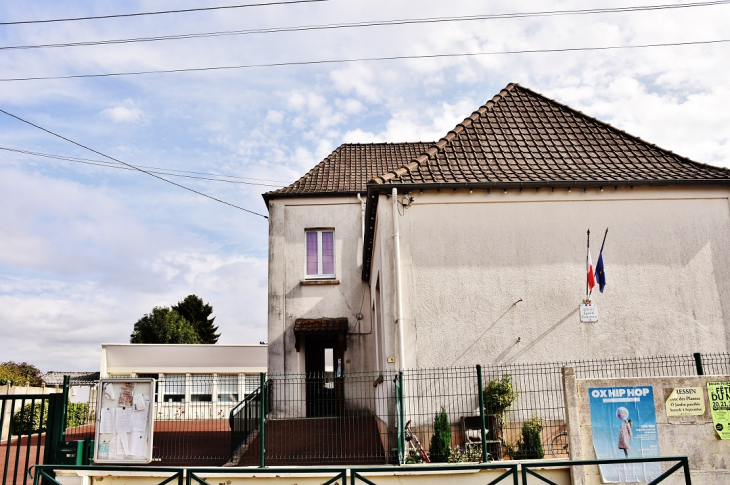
665, 387, 705, 416
707, 381, 730, 440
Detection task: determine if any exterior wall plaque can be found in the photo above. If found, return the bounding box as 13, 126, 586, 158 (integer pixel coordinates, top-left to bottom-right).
579, 303, 598, 322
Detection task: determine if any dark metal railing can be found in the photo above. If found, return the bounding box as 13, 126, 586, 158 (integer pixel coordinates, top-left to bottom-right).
228, 386, 262, 459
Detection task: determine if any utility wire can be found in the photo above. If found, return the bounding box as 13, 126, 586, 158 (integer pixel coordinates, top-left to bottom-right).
0, 146, 290, 184
0, 110, 270, 218
2, 0, 727, 51
2, 38, 728, 82
0, 0, 331, 26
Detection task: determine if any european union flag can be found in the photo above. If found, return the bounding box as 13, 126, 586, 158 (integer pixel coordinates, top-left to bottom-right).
595, 252, 606, 293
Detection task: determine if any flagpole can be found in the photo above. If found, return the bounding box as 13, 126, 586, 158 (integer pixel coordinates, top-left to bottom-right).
588, 228, 608, 300
599, 228, 608, 253
586, 229, 590, 302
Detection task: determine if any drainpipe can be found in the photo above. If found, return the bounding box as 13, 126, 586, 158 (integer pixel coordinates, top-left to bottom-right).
392, 188, 406, 373
357, 192, 367, 239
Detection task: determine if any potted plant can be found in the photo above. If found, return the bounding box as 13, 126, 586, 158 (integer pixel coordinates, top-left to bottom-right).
482, 375, 519, 459
482, 375, 519, 419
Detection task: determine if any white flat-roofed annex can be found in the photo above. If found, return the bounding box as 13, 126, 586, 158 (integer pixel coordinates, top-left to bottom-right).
100, 343, 267, 377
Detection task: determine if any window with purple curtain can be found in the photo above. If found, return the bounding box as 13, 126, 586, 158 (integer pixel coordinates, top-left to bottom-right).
321, 231, 334, 275
305, 230, 335, 277
306, 232, 319, 275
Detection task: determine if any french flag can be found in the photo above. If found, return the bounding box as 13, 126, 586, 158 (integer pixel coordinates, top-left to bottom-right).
587, 250, 596, 292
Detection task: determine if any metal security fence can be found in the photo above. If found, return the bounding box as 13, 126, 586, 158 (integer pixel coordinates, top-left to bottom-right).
62, 374, 262, 466
43, 351, 730, 467
237, 371, 400, 466
250, 352, 729, 466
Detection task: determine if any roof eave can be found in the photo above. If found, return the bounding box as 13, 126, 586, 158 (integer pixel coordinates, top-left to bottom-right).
262, 190, 367, 209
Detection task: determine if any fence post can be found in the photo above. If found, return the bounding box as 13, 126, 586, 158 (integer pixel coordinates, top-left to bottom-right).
61, 375, 70, 438
476, 365, 488, 462
693, 353, 704, 376
397, 372, 405, 465
259, 373, 266, 468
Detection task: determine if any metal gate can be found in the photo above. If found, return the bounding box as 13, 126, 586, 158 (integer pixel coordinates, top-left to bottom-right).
1, 392, 66, 485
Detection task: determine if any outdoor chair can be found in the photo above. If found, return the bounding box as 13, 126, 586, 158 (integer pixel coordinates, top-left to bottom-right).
461, 414, 502, 460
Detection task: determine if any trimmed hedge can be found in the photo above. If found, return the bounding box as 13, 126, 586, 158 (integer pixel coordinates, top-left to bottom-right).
11, 402, 91, 435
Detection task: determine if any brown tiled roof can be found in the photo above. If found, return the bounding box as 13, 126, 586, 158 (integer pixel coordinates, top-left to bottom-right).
294, 318, 349, 334
264, 142, 433, 199
373, 83, 730, 186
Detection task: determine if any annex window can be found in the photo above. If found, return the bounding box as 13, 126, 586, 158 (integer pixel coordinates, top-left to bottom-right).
305, 230, 335, 278
163, 374, 185, 402
217, 374, 239, 402
190, 374, 212, 402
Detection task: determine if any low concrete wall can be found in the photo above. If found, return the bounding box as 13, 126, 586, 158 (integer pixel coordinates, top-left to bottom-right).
56, 466, 571, 485
1, 384, 59, 441
563, 369, 730, 484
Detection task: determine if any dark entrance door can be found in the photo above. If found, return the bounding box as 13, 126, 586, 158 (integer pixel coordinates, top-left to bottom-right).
294, 317, 349, 418
305, 335, 339, 417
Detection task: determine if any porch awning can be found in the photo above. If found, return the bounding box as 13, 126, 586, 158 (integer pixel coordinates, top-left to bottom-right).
294, 317, 349, 351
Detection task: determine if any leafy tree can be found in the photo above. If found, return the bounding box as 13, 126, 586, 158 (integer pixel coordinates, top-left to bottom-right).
0, 361, 43, 386
429, 406, 452, 463
130, 307, 201, 344
172, 295, 220, 344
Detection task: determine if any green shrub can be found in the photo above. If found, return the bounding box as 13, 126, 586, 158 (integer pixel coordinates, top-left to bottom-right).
510, 414, 545, 460
66, 403, 91, 428
483, 375, 519, 418
429, 407, 452, 463
11, 401, 91, 435
11, 403, 48, 435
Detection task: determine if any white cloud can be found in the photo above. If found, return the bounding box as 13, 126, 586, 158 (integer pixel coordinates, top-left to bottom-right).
101, 99, 146, 123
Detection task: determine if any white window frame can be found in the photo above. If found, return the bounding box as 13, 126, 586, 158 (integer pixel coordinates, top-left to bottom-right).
305, 229, 336, 279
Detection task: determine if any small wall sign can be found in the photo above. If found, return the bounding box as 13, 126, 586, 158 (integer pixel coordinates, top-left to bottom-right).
665, 387, 705, 416
579, 303, 598, 322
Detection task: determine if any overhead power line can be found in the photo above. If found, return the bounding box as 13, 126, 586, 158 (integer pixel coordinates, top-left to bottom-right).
0, 146, 289, 187
2, 38, 728, 82
2, 0, 728, 51
0, 110, 270, 218
0, 0, 331, 26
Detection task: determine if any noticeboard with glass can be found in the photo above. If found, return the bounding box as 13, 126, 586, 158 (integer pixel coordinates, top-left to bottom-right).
93, 378, 155, 463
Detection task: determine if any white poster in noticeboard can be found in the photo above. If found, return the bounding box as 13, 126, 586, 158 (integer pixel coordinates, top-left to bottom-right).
93, 378, 155, 463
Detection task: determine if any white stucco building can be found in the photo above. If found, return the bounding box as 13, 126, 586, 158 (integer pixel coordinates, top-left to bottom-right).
263, 83, 730, 382
100, 343, 267, 419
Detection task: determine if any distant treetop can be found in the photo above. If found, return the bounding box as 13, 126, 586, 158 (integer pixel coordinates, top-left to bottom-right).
0, 361, 43, 386
129, 295, 219, 344
172, 295, 220, 344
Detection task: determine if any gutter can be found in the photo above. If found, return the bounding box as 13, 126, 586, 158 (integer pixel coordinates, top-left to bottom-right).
361, 178, 730, 281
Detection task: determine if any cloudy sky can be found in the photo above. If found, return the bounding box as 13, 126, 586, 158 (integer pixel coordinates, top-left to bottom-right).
0, 0, 728, 372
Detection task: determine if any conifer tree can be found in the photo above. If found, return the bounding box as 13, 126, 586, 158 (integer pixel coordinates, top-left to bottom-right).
130, 307, 201, 344
429, 406, 452, 463
172, 295, 220, 344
